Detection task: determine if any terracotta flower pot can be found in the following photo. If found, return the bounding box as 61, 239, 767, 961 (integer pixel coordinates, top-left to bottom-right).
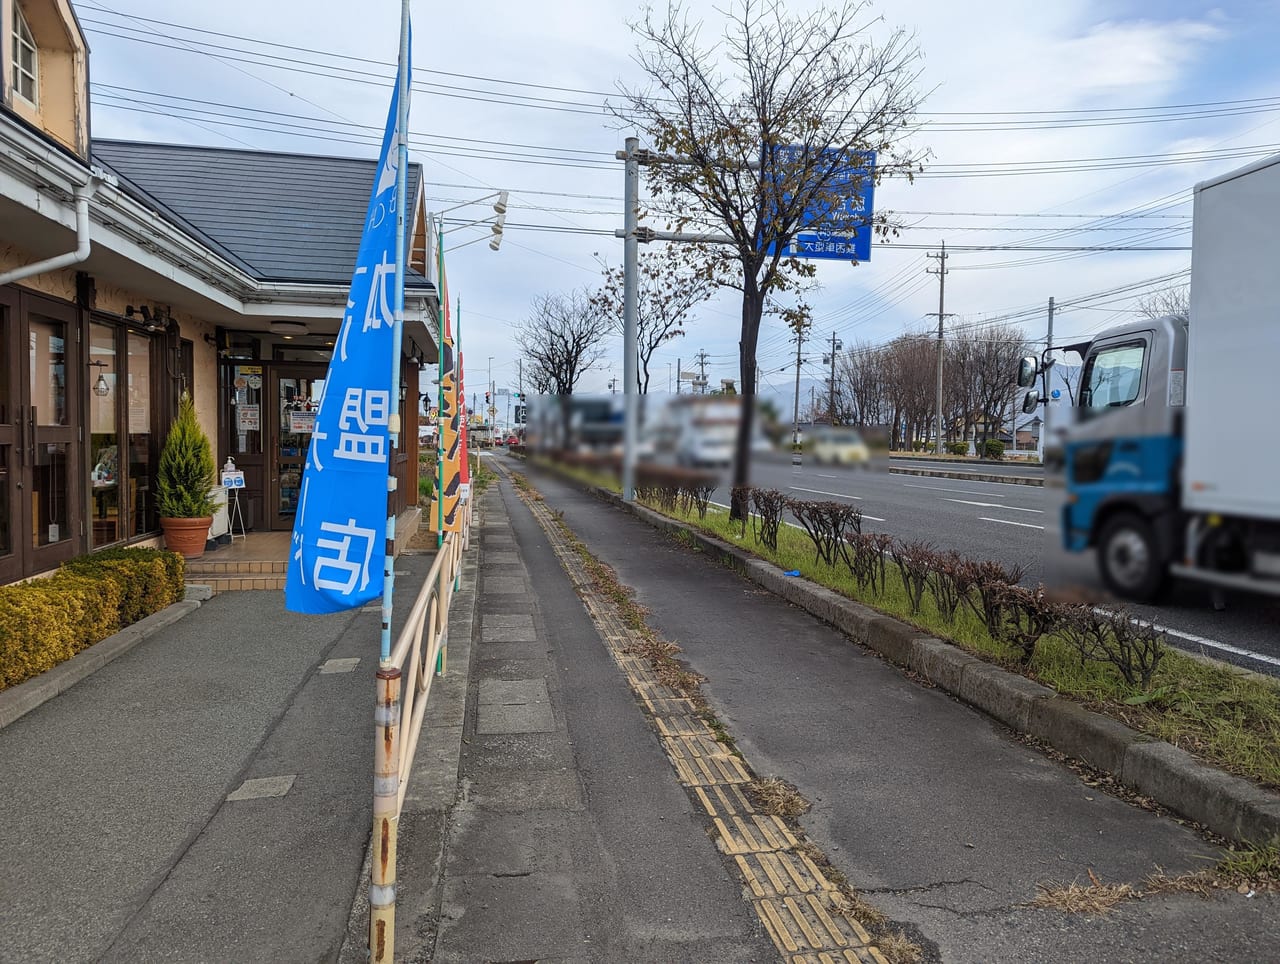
161, 516, 213, 558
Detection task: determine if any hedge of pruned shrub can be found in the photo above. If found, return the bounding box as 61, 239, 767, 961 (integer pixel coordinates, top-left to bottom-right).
720, 489, 1169, 690
0, 547, 185, 691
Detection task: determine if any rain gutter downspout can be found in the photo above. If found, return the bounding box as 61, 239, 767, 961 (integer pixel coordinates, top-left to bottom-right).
0, 171, 106, 286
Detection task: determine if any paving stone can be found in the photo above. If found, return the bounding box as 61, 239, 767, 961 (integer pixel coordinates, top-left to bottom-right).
226, 775, 296, 801
483, 576, 526, 595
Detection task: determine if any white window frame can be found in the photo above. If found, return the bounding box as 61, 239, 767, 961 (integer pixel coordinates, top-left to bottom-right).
12, 3, 38, 107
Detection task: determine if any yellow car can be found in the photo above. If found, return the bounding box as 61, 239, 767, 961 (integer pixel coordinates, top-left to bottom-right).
811, 427, 871, 466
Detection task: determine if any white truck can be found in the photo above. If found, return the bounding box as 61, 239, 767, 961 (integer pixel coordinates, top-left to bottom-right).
1019, 153, 1280, 601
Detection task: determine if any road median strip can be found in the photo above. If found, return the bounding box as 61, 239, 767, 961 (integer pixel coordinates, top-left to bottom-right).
535, 462, 1280, 850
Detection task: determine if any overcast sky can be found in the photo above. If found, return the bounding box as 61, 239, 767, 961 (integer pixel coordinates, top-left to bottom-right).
79, 0, 1280, 404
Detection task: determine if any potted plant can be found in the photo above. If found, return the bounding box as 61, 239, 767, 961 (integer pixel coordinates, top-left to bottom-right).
156, 393, 218, 558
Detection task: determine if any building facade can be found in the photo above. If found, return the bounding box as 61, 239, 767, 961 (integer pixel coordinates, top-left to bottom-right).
2, 0, 438, 583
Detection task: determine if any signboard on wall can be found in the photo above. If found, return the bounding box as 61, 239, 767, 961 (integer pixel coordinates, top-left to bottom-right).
237, 404, 261, 431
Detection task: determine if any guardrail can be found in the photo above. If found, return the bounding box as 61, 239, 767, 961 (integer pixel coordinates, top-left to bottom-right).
370, 499, 472, 962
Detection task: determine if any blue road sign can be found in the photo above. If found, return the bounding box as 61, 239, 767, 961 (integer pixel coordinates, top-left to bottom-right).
764, 146, 876, 262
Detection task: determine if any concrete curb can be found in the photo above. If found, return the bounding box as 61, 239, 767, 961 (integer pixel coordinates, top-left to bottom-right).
891, 454, 1042, 468
889, 466, 1044, 486
552, 472, 1280, 847
0, 599, 202, 731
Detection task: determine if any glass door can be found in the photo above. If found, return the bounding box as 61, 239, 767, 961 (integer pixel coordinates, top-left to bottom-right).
0, 293, 82, 578
268, 365, 326, 530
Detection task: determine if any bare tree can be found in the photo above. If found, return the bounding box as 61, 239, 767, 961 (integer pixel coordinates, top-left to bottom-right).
515, 290, 611, 397
591, 246, 724, 393
967, 325, 1031, 447
1136, 284, 1190, 323
620, 0, 925, 518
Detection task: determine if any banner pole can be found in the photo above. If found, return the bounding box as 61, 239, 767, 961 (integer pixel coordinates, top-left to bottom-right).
371, 4, 411, 962
436, 215, 446, 549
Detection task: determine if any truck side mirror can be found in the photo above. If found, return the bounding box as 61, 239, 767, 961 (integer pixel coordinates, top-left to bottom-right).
1021, 390, 1041, 415
1017, 356, 1039, 388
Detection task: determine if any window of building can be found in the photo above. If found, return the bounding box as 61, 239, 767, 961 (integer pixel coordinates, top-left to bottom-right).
11, 3, 37, 105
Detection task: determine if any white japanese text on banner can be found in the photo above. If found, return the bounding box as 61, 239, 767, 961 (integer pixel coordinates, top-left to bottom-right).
284, 63, 409, 614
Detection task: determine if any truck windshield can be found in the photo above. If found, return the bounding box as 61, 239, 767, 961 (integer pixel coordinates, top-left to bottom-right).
1080, 341, 1146, 411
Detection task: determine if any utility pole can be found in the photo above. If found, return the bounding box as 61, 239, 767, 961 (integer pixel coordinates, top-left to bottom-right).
609, 377, 618, 394
518, 358, 523, 396
1039, 296, 1054, 462
791, 326, 805, 445
927, 241, 949, 455
620, 135, 640, 502
676, 356, 681, 395
696, 350, 709, 394
823, 332, 842, 426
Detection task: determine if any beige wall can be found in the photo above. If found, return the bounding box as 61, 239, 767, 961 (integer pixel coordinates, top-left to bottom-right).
4, 0, 90, 158
1, 241, 221, 445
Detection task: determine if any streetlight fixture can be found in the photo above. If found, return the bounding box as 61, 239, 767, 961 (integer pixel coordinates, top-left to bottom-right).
437, 191, 510, 253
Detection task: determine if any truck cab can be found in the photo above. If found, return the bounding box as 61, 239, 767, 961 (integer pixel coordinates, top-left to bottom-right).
1018, 154, 1280, 603
1056, 316, 1187, 599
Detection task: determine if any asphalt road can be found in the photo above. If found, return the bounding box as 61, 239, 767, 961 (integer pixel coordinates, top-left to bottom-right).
713, 456, 1280, 677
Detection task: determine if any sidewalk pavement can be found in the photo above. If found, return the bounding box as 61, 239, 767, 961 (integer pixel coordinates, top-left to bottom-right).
0, 545, 445, 963
393, 479, 776, 962
6, 457, 1277, 963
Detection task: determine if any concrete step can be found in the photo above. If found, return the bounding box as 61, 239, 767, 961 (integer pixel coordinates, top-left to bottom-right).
184, 559, 287, 596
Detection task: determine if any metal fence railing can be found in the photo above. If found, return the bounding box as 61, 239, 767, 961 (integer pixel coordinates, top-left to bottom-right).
370, 500, 472, 962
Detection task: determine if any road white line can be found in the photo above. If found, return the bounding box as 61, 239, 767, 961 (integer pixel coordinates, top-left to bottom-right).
979, 517, 1045, 530
946, 498, 1044, 514
1096, 608, 1280, 670
816, 473, 842, 479
897, 474, 1041, 488
790, 486, 862, 500
902, 483, 1008, 497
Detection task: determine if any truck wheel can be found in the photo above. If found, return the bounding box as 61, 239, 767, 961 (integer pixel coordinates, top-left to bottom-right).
1097, 513, 1167, 602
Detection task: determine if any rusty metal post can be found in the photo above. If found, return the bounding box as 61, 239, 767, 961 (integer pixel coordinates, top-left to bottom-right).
371, 665, 402, 962
435, 547, 449, 677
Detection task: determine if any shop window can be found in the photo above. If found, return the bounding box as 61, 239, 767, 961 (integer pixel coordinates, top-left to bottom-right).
88, 324, 119, 547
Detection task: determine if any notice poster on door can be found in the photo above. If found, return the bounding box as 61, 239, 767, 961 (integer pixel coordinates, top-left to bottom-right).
288, 410, 316, 434
237, 404, 261, 432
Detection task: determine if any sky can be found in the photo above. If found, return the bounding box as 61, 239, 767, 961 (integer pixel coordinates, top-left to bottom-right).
77, 0, 1280, 412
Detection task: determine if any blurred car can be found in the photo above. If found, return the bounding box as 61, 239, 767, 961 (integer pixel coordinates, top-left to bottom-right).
811, 427, 870, 466
504, 435, 520, 446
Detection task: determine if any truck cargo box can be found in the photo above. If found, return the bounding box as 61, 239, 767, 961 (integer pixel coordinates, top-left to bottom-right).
1184, 155, 1280, 520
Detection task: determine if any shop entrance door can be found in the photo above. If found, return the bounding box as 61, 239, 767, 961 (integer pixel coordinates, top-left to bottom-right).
0, 289, 81, 581
267, 365, 326, 531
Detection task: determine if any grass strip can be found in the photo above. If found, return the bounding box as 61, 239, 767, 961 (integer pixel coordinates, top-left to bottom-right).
641, 496, 1280, 791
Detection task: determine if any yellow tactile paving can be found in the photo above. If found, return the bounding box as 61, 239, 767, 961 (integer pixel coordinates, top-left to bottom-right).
693, 784, 757, 818
653, 715, 710, 738
735, 851, 838, 898
714, 814, 799, 854
510, 473, 887, 964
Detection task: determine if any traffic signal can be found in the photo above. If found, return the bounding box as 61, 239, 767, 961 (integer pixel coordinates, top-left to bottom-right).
485, 391, 490, 405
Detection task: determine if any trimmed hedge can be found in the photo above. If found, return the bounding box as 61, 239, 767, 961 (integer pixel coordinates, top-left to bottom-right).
0, 548, 185, 691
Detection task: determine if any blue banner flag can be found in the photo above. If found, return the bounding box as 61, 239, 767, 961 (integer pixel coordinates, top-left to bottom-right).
285, 61, 410, 614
